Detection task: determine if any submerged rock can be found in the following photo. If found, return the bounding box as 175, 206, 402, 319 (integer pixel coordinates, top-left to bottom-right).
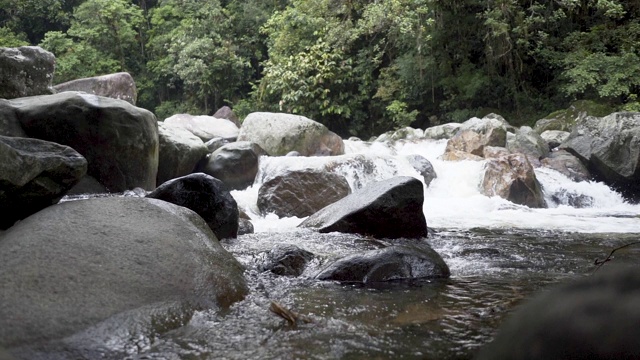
258, 245, 315, 277
299, 176, 428, 238
147, 173, 239, 239
481, 153, 547, 208
0, 197, 247, 356
315, 244, 450, 283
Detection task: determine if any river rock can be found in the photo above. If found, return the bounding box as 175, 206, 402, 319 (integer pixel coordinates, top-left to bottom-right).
0, 46, 55, 99
163, 114, 239, 141
541, 150, 590, 182
237, 112, 345, 156
0, 197, 247, 355
423, 123, 462, 140
258, 245, 315, 277
406, 154, 437, 186
444, 118, 507, 158
483, 146, 510, 159
480, 153, 547, 208
549, 189, 594, 208
540, 130, 570, 150
257, 169, 351, 218
53, 72, 138, 105
299, 176, 428, 238
10, 92, 158, 192
315, 244, 450, 283
507, 126, 549, 165
533, 100, 613, 133
439, 149, 484, 162
213, 106, 240, 127
375, 127, 425, 142
562, 112, 640, 200
460, 113, 512, 134
0, 136, 87, 229
0, 99, 27, 137
147, 173, 239, 239
476, 266, 640, 360
66, 175, 108, 195
202, 141, 267, 190
204, 137, 231, 152
157, 122, 208, 184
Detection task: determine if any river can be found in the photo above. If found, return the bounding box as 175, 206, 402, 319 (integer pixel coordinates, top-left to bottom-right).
128, 135, 640, 359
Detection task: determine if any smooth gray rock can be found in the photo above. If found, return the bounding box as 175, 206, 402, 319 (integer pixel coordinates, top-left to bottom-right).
406, 154, 437, 186
0, 136, 87, 229
237, 112, 344, 156
315, 244, 450, 283
0, 46, 55, 99
147, 173, 239, 239
53, 72, 138, 105
10, 92, 158, 192
423, 123, 462, 140
0, 197, 247, 354
257, 169, 351, 218
541, 150, 591, 182
157, 122, 208, 184
299, 176, 428, 238
507, 126, 549, 164
202, 141, 267, 190
540, 130, 570, 150
163, 114, 239, 142
476, 266, 640, 360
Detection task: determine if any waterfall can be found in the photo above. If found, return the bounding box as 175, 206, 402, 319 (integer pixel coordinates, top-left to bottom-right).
232, 138, 640, 234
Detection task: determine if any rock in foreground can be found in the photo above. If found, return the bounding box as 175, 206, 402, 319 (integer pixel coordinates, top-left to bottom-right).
299, 176, 427, 238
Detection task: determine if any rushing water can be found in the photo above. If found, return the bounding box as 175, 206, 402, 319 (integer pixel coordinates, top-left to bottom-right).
129, 135, 640, 359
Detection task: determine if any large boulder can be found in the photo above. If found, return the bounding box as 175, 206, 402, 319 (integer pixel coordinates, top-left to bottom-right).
423, 123, 462, 140
0, 99, 27, 137
163, 114, 239, 141
315, 244, 450, 283
201, 141, 267, 191
53, 72, 138, 105
541, 150, 591, 182
507, 126, 550, 166
443, 114, 508, 159
213, 106, 241, 127
0, 197, 247, 356
406, 154, 437, 186
157, 122, 208, 184
480, 153, 547, 208
533, 100, 613, 134
237, 112, 344, 156
299, 176, 428, 238
257, 169, 351, 218
0, 136, 87, 229
8, 92, 158, 192
147, 173, 239, 239
476, 266, 640, 360
0, 46, 55, 99
561, 112, 640, 200
375, 127, 424, 142
540, 130, 570, 150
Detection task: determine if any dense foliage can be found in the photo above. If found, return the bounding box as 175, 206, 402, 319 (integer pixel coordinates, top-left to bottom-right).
1, 0, 638, 136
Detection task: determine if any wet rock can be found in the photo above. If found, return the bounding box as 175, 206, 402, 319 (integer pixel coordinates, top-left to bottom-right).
286, 151, 301, 156
540, 130, 570, 150
406, 154, 437, 186
476, 266, 640, 360
0, 136, 87, 229
480, 153, 547, 208
550, 189, 594, 208
202, 141, 267, 191
315, 244, 450, 283
213, 106, 240, 127
376, 127, 424, 142
11, 92, 158, 192
66, 175, 107, 195
163, 114, 239, 141
237, 112, 344, 156
562, 112, 640, 200
459, 248, 501, 257
147, 173, 239, 239
259, 245, 315, 277
238, 218, 254, 235
258, 169, 351, 218
0, 197, 247, 354
323, 154, 378, 189
507, 126, 549, 165
423, 123, 462, 140
0, 46, 55, 99
53, 72, 138, 105
541, 150, 590, 182
157, 122, 208, 184
299, 176, 428, 238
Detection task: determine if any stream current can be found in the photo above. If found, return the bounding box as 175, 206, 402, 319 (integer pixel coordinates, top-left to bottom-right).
129, 135, 640, 359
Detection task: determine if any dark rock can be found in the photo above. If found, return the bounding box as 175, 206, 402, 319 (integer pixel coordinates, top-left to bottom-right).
204, 137, 232, 152
237, 112, 344, 156
53, 72, 138, 105
406, 154, 437, 186
476, 266, 640, 360
147, 173, 239, 239
66, 175, 107, 195
550, 189, 594, 208
157, 122, 208, 184
259, 245, 314, 277
0, 197, 247, 354
202, 141, 267, 191
0, 46, 55, 99
10, 92, 158, 192
315, 244, 450, 283
163, 114, 239, 142
258, 169, 351, 218
541, 150, 591, 182
481, 153, 547, 208
213, 106, 240, 127
238, 218, 254, 235
562, 112, 640, 201
0, 136, 87, 229
299, 176, 428, 238
0, 99, 26, 137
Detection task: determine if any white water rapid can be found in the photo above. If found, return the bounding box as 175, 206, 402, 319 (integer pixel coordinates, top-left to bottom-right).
233, 135, 640, 234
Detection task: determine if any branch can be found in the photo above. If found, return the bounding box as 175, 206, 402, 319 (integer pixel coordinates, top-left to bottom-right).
593, 241, 640, 273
